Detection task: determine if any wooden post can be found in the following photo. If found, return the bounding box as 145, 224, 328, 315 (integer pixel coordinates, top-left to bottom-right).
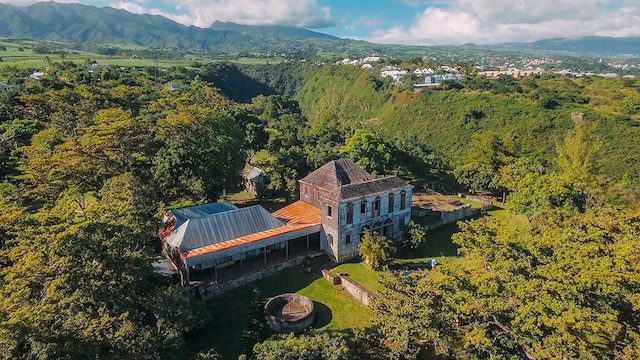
263, 246, 267, 267
286, 240, 289, 260
214, 260, 218, 283
306, 235, 310, 252
240, 258, 243, 273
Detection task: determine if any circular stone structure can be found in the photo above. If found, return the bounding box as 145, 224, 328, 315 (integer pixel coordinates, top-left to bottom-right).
265, 293, 316, 333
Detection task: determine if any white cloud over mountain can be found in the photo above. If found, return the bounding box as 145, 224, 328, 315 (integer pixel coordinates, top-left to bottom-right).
371, 0, 640, 45
2, 0, 334, 29
110, 0, 334, 28
1, 0, 639, 44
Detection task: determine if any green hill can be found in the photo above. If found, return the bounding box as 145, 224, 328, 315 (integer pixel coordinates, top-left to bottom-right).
295, 65, 640, 179
4, 2, 640, 58
209, 21, 339, 40
489, 36, 640, 55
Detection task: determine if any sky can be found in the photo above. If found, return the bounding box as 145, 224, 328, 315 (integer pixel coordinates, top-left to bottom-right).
5, 0, 640, 45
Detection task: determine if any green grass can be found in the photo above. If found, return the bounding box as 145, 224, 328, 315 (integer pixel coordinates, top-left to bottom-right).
0, 40, 283, 70
458, 197, 484, 209
331, 262, 385, 293
190, 263, 372, 359
397, 203, 529, 266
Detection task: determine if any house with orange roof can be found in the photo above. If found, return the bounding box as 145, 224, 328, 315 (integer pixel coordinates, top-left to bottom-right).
160, 158, 412, 285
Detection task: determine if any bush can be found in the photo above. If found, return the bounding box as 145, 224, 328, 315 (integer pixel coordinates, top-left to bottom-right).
359, 230, 394, 270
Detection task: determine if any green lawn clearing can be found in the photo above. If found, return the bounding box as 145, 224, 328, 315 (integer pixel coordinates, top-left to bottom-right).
331, 262, 385, 293
189, 263, 372, 359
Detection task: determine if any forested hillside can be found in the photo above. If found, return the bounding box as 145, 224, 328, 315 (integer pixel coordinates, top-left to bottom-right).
1, 53, 639, 359
295, 65, 640, 180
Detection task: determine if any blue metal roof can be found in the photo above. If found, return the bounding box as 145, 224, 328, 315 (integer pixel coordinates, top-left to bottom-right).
168, 201, 238, 228
166, 205, 286, 253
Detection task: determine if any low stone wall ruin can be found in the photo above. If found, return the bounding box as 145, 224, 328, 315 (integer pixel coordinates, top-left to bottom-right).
321, 269, 341, 285
463, 194, 494, 205
322, 269, 376, 307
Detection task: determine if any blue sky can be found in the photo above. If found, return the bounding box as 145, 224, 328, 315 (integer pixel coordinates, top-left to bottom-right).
6, 0, 640, 45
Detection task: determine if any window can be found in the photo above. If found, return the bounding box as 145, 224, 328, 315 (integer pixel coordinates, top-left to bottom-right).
400, 191, 407, 210
328, 234, 333, 245
303, 186, 308, 196
327, 205, 333, 218
372, 197, 381, 217
388, 193, 394, 213
346, 234, 352, 244
360, 202, 366, 214
346, 203, 353, 224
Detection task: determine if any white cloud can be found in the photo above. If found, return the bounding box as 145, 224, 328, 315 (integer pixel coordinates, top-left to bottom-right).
111, 1, 145, 14
370, 0, 640, 45
163, 0, 334, 28
109, 1, 193, 24
3, 0, 333, 29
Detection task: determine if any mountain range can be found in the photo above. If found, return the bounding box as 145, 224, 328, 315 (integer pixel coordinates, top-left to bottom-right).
0, 2, 354, 52
0, 2, 639, 57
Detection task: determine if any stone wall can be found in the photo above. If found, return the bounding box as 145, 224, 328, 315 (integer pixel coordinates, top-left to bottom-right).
321, 269, 376, 307
440, 203, 473, 224
321, 269, 340, 285
339, 274, 375, 307
463, 194, 494, 205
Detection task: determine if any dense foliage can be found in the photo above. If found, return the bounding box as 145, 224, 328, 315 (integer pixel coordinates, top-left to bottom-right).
246, 333, 357, 360
374, 207, 640, 360
2, 48, 640, 360
296, 66, 640, 184
359, 230, 395, 270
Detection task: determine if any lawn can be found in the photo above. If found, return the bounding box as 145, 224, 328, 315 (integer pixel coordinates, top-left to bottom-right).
397, 202, 529, 266
189, 263, 372, 359
0, 41, 283, 70
331, 262, 385, 293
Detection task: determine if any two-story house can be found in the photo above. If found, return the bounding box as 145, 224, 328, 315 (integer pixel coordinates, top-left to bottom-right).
299, 158, 413, 262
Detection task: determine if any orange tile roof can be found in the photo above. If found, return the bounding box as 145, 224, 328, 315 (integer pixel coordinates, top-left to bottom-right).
184, 201, 321, 259
272, 201, 321, 225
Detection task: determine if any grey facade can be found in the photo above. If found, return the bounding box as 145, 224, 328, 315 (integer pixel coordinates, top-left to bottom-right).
299, 159, 413, 262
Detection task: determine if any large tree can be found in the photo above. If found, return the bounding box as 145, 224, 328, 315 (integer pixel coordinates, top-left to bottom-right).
248, 333, 357, 360
0, 214, 208, 360
154, 108, 244, 202
342, 129, 393, 175
373, 208, 640, 359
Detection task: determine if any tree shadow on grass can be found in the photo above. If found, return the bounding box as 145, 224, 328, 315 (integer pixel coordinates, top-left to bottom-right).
312, 301, 332, 328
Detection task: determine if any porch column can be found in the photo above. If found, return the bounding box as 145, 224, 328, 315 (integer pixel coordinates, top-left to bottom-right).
182, 262, 189, 286
240, 258, 243, 274
286, 240, 289, 260
263, 246, 267, 266
214, 260, 218, 283
306, 235, 310, 252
